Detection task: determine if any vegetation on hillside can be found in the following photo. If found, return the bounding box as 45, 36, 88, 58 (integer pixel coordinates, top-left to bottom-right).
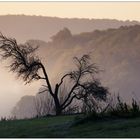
0, 114, 140, 138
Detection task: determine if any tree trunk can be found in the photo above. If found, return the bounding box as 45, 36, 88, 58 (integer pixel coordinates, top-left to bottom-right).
55, 107, 62, 115
53, 95, 62, 115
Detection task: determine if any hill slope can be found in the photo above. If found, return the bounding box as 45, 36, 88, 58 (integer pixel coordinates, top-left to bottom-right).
1, 115, 140, 138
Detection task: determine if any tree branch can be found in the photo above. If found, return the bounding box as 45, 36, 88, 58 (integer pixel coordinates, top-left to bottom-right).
58, 73, 71, 87
39, 62, 54, 97
38, 89, 48, 94
54, 73, 71, 96
61, 68, 82, 108
61, 84, 77, 107
36, 75, 46, 80
62, 94, 77, 110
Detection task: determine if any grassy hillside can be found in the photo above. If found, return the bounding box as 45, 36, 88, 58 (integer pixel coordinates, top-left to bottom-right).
1, 115, 140, 138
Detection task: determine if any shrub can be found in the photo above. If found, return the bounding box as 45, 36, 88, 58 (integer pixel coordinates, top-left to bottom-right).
76, 95, 140, 124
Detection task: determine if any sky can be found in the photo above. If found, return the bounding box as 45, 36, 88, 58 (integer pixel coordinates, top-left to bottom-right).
0, 2, 140, 21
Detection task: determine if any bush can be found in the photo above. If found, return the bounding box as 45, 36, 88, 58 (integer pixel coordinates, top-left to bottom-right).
106, 96, 140, 118
75, 95, 140, 125
0, 117, 7, 122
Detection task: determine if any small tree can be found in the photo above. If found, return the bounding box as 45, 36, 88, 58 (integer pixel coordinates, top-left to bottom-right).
0, 34, 108, 115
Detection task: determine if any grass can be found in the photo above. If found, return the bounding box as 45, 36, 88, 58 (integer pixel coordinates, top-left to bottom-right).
1, 115, 140, 137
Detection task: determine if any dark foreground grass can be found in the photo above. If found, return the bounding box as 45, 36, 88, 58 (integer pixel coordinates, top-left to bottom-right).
1, 115, 140, 138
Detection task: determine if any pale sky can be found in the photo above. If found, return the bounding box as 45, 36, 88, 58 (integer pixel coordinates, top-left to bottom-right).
0, 2, 140, 21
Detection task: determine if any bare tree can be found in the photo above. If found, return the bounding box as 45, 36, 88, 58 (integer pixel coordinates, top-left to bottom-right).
0, 34, 108, 115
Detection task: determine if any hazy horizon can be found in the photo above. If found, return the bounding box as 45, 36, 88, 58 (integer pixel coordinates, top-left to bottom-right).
0, 14, 138, 22
0, 2, 140, 21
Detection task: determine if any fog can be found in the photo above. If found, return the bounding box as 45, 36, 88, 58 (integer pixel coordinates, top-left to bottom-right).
0, 15, 140, 118
0, 61, 41, 117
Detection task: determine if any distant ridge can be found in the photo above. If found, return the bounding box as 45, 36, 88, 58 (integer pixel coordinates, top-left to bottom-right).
0, 15, 139, 43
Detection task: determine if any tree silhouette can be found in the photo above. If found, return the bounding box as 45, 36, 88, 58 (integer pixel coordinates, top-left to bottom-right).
0, 34, 108, 115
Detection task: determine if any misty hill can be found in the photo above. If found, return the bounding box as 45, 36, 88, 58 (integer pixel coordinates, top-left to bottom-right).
0, 15, 139, 43
27, 25, 140, 102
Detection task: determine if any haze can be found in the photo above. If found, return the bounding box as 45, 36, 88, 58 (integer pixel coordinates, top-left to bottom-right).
0, 2, 140, 118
